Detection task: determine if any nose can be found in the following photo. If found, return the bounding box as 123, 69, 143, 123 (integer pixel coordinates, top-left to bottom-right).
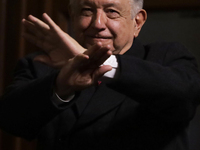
91, 10, 107, 31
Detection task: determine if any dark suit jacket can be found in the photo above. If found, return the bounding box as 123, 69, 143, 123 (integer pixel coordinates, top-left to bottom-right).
1, 39, 200, 150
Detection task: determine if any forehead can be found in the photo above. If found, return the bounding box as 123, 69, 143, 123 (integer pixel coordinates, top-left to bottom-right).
75, 0, 130, 8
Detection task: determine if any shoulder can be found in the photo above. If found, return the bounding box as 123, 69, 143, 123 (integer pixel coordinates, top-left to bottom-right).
145, 41, 187, 52
143, 41, 196, 64
15, 52, 55, 78
144, 41, 193, 56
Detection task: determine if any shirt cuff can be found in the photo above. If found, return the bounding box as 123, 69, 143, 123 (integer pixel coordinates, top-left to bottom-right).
52, 92, 75, 106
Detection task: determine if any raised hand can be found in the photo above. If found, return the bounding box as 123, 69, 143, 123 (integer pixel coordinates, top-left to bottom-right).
22, 13, 113, 97
55, 42, 112, 97
22, 13, 86, 68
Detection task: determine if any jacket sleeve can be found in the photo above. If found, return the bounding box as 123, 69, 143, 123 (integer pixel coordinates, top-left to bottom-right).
108, 42, 200, 122
0, 54, 71, 140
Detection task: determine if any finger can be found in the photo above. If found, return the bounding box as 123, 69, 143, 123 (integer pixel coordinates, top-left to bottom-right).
42, 13, 60, 31
22, 18, 34, 28
88, 50, 112, 69
22, 21, 57, 52
83, 43, 102, 66
85, 42, 111, 62
72, 54, 89, 68
91, 46, 111, 63
42, 13, 86, 55
84, 44, 111, 68
22, 19, 51, 49
27, 15, 50, 35
93, 44, 110, 58
25, 16, 57, 47
95, 50, 112, 67
22, 19, 44, 38
93, 65, 112, 82
84, 42, 102, 57
64, 54, 90, 76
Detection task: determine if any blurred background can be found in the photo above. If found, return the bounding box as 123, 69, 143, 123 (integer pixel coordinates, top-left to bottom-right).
0, 0, 200, 149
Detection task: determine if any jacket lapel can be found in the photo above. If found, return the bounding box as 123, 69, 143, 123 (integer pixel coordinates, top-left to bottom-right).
72, 38, 146, 131
73, 83, 126, 130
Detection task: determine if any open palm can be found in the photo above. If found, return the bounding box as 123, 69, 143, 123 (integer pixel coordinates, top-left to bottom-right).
22, 13, 86, 68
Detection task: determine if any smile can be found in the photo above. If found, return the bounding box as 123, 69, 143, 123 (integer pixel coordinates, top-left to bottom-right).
87, 35, 112, 39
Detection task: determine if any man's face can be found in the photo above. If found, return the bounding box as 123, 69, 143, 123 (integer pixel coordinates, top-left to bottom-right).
71, 0, 140, 54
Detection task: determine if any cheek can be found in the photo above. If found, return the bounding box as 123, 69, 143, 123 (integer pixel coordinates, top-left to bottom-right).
77, 17, 91, 31
108, 21, 131, 46
74, 17, 91, 43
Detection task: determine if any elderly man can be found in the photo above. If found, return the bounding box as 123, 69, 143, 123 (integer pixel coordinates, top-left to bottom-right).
0, 0, 200, 150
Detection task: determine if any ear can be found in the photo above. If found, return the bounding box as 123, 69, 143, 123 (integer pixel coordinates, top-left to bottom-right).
133, 9, 147, 38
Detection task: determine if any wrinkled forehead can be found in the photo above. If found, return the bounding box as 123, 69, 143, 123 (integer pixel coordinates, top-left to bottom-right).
72, 0, 130, 8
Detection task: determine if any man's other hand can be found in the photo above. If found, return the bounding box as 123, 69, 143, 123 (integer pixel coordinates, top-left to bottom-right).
22, 13, 86, 68
55, 42, 112, 97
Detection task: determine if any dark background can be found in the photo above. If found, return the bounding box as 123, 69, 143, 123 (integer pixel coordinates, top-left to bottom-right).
0, 0, 200, 149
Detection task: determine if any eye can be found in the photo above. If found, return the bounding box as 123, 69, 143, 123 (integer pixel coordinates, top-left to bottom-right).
108, 9, 117, 13
106, 9, 120, 19
81, 8, 93, 16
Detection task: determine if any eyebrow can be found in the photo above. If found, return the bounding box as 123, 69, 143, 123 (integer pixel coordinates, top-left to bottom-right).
80, 1, 122, 9
104, 3, 121, 8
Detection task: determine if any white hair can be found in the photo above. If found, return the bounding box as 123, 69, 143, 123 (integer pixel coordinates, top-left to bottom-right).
69, 0, 144, 18
131, 0, 144, 17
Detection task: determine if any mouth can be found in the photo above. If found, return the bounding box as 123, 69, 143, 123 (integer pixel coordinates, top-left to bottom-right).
87, 35, 112, 39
